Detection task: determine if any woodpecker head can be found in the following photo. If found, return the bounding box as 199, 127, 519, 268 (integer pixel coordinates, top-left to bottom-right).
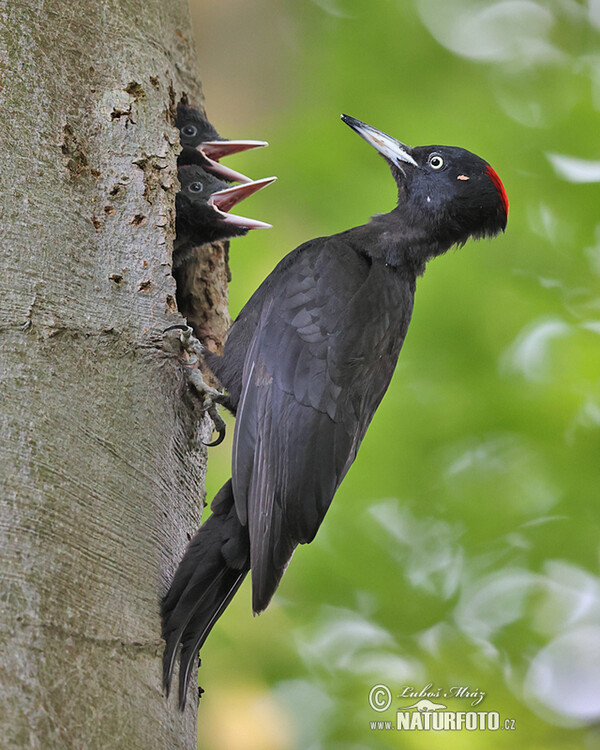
176, 165, 275, 244
176, 104, 268, 184
341, 114, 508, 249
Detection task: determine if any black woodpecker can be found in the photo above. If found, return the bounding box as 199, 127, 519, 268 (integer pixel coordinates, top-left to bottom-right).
175, 165, 275, 248
162, 115, 509, 709
171, 165, 275, 343
176, 104, 268, 183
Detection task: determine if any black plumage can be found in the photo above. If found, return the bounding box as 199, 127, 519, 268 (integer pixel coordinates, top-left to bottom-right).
162, 115, 509, 708
175, 165, 274, 250
176, 103, 267, 183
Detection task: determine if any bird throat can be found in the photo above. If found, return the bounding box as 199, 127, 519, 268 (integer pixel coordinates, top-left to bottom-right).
355, 211, 448, 276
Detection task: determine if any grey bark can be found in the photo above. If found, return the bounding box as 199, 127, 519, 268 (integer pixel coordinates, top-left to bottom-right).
0, 1, 222, 747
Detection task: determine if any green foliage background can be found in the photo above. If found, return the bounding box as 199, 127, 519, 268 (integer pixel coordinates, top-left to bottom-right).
189, 1, 600, 747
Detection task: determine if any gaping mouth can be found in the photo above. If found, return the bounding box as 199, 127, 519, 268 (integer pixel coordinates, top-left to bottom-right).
199, 140, 269, 184
208, 176, 276, 229
340, 114, 418, 169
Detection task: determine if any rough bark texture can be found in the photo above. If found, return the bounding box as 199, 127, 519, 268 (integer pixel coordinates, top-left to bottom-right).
174, 232, 231, 355
0, 1, 224, 747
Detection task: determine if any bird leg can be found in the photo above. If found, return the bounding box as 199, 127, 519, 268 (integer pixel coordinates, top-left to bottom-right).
165, 324, 227, 447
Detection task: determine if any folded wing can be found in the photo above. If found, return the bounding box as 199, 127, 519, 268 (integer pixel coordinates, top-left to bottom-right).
231, 237, 412, 613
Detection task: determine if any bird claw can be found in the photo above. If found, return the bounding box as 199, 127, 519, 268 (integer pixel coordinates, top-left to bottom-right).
164, 324, 227, 446
187, 370, 227, 447
164, 324, 205, 363
204, 411, 226, 447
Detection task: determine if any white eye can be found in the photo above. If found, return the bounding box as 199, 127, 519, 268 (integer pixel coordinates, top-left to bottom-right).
188, 182, 203, 193
181, 124, 198, 138
429, 154, 444, 170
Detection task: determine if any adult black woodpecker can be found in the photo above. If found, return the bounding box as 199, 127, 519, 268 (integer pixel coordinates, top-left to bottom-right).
176, 103, 268, 183
162, 115, 509, 709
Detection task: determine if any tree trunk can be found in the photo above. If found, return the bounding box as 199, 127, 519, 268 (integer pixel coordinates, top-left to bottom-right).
0, 1, 222, 746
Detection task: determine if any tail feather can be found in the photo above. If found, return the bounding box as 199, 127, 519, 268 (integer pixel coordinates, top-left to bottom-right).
161, 479, 250, 709
162, 567, 239, 697
177, 569, 246, 710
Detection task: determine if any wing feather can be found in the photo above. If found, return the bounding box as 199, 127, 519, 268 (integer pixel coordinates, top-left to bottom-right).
231, 237, 414, 613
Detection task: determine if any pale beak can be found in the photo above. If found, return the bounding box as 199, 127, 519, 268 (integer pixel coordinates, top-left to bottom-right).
198, 140, 269, 184
341, 114, 418, 168
208, 176, 276, 229
200, 140, 268, 160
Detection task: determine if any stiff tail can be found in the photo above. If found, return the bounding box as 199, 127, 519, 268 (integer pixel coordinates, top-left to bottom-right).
161, 479, 250, 709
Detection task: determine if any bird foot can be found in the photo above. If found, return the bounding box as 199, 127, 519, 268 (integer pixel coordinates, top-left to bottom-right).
187, 369, 227, 447
165, 325, 227, 447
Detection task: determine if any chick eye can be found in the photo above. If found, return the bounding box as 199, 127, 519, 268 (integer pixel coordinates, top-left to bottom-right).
188, 182, 203, 193
428, 154, 444, 170
181, 124, 198, 138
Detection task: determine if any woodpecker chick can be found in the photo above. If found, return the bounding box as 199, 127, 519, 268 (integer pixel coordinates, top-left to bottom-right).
176, 104, 268, 183
176, 165, 275, 247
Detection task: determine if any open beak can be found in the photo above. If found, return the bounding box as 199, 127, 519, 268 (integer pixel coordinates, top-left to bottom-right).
201, 140, 268, 160
340, 114, 418, 168
198, 140, 269, 184
208, 176, 276, 229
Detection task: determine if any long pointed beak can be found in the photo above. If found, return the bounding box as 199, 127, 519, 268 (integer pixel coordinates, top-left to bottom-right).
197, 140, 269, 184
340, 114, 418, 168
200, 140, 268, 160
199, 155, 254, 184
208, 176, 276, 229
